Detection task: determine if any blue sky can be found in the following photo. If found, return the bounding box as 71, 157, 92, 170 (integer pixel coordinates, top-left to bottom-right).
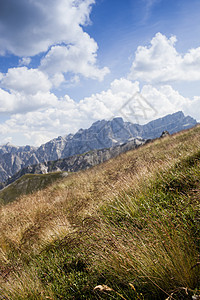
0, 0, 200, 146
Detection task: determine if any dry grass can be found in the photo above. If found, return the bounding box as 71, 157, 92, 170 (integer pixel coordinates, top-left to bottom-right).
0, 125, 200, 299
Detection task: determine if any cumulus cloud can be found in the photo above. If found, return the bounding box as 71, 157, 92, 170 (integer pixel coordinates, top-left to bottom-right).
0, 78, 199, 146
0, 67, 57, 113
129, 32, 200, 83
0, 88, 57, 114
0, 0, 94, 56
0, 88, 16, 113
141, 85, 188, 118
0, 0, 109, 83
1, 67, 52, 94
40, 34, 110, 81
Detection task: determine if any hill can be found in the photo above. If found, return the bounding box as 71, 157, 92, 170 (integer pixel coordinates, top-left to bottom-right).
0, 111, 196, 183
0, 172, 66, 205
0, 125, 199, 299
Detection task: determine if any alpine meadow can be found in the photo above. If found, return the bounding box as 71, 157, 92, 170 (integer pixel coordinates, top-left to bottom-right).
0, 125, 199, 299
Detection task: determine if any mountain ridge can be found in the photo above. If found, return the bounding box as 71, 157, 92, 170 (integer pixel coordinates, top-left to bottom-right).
0, 137, 146, 194
0, 111, 197, 182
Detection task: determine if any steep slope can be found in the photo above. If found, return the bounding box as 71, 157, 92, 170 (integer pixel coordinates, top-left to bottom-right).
0, 111, 197, 182
0, 125, 199, 299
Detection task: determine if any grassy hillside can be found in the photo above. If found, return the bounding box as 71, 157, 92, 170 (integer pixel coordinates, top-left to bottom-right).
0, 125, 200, 299
0, 172, 66, 205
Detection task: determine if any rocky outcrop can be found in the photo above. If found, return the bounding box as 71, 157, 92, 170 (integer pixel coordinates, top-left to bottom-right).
0, 111, 197, 183
0, 144, 37, 182
160, 131, 170, 138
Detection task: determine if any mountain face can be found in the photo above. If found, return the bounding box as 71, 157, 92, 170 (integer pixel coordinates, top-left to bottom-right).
4, 138, 146, 189
0, 144, 37, 183
0, 111, 197, 183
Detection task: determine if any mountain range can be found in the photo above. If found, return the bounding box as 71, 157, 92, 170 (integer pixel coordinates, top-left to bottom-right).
0, 111, 197, 184
3, 138, 146, 189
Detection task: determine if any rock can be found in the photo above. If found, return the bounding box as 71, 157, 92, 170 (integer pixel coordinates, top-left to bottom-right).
160, 130, 170, 138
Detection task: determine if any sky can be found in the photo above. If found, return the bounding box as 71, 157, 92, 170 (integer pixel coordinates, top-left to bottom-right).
0, 0, 200, 146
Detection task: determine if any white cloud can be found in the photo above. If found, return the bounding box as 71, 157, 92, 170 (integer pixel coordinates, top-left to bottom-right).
40, 34, 110, 82
0, 88, 16, 113
0, 78, 199, 146
0, 60, 108, 115
0, 0, 94, 57
51, 73, 66, 88
19, 57, 31, 66
0, 67, 57, 114
129, 32, 200, 83
0, 0, 109, 84
1, 67, 52, 94
141, 85, 187, 118
0, 88, 57, 114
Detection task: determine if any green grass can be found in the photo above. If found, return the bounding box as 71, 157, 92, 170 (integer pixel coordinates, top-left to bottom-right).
0, 172, 65, 205
96, 150, 200, 299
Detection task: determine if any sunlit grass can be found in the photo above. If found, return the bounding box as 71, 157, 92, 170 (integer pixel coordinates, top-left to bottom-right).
0, 125, 200, 299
